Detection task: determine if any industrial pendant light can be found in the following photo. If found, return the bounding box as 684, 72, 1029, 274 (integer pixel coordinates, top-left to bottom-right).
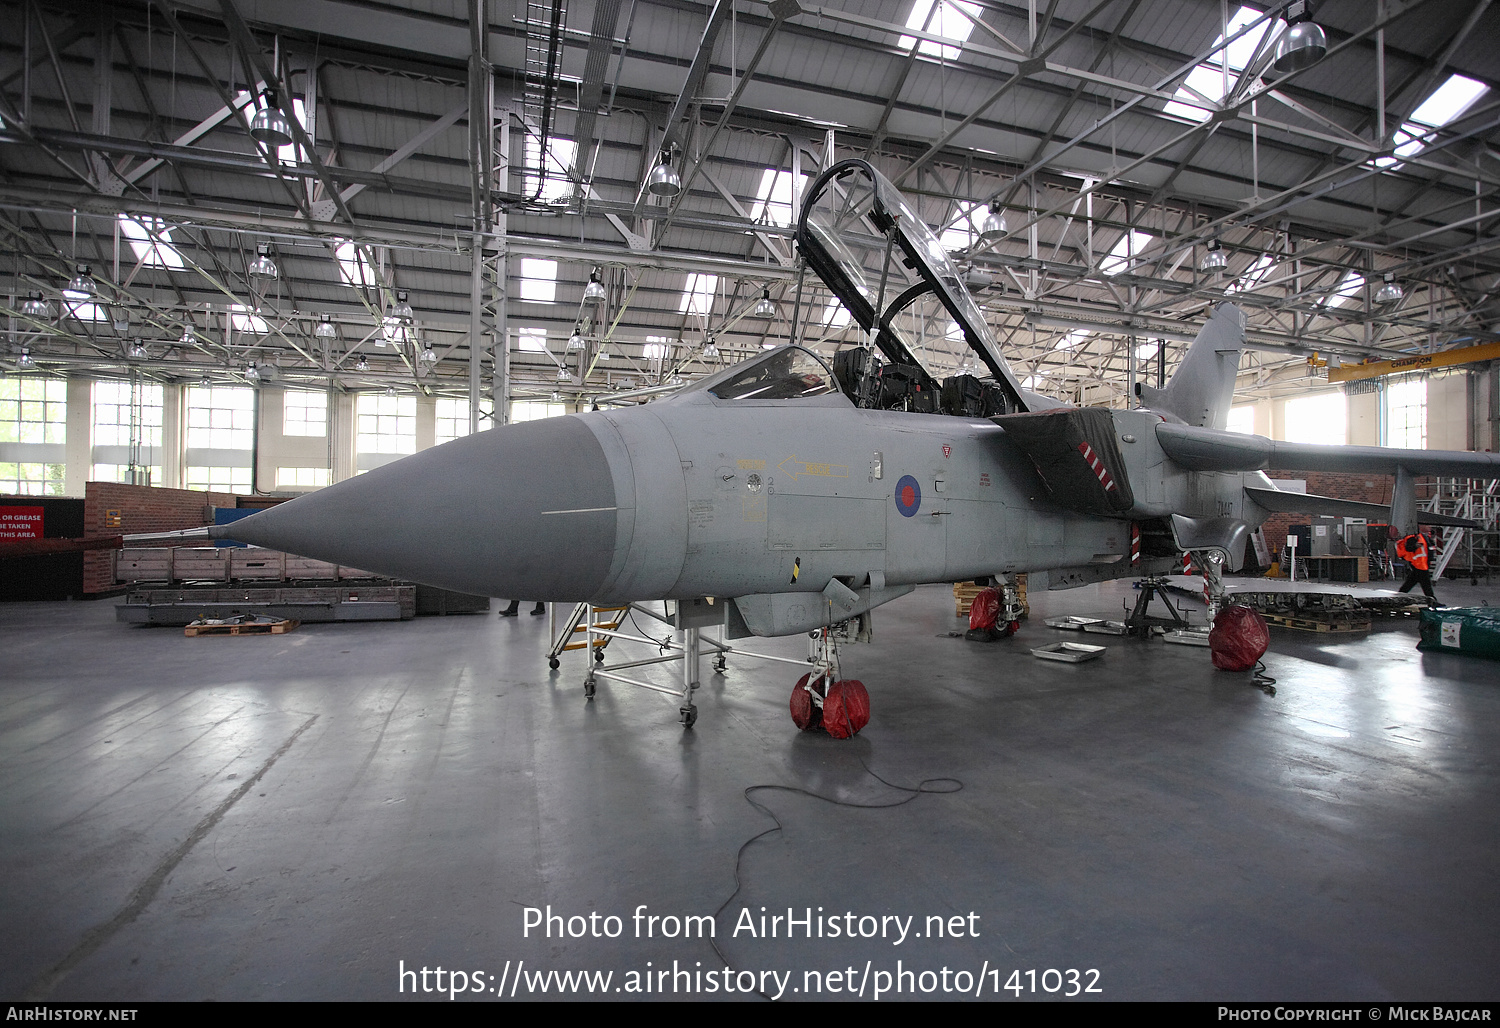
567, 327, 586, 351
248, 243, 279, 280
978, 202, 1008, 243
128, 342, 148, 360
315, 315, 337, 339
754, 288, 776, 318
583, 267, 607, 304
250, 90, 294, 148
556, 366, 571, 382
385, 385, 397, 397
1199, 238, 1227, 272
18, 349, 36, 369
701, 335, 719, 358
392, 290, 414, 321
1273, 1, 1327, 75
420, 345, 438, 366
199, 375, 213, 388
647, 149, 681, 197
20, 291, 53, 318
245, 363, 261, 382
64, 264, 94, 300
180, 323, 195, 344
1375, 273, 1405, 304
354, 356, 369, 372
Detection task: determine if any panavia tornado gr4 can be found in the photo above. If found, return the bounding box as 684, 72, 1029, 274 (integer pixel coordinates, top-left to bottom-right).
161, 159, 1500, 729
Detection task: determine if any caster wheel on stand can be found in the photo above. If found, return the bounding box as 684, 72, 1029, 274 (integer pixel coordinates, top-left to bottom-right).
594, 649, 605, 663
583, 677, 596, 699
679, 704, 697, 729
548, 657, 560, 670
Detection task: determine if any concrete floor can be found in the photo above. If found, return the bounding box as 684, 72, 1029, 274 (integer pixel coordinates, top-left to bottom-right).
3, 578, 1499, 1002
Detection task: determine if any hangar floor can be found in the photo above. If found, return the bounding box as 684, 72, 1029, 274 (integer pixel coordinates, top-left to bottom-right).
3, 578, 1499, 1002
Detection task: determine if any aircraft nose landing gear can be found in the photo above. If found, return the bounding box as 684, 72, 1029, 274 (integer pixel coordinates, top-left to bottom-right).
789, 628, 870, 738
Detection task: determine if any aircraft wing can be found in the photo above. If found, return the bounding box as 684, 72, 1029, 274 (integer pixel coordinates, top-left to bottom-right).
1156, 422, 1500, 477
1242, 486, 1479, 528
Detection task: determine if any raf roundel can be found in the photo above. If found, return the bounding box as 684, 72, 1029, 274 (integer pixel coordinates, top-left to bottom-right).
894, 474, 922, 517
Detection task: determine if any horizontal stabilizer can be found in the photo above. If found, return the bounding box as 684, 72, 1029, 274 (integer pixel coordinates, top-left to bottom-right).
1158, 422, 1500, 478
1244, 486, 1479, 528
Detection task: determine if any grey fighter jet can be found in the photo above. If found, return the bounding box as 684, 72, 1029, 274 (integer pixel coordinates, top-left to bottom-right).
167, 160, 1500, 727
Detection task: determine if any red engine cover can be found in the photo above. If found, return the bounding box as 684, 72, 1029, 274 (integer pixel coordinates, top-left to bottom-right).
1210, 605, 1270, 672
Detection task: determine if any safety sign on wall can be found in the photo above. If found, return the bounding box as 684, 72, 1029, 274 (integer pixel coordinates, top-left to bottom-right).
0, 506, 44, 539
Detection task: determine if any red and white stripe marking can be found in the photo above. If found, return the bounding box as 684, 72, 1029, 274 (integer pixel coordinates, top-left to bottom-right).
1076, 441, 1117, 493
1131, 523, 1140, 565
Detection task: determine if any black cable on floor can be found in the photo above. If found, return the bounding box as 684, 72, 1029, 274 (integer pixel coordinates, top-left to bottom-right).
1251, 659, 1277, 696
706, 760, 963, 1000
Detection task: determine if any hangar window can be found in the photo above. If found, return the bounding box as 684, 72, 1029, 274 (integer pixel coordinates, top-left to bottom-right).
899, 0, 982, 61
679, 274, 718, 317
229, 304, 269, 335
93, 381, 163, 447
823, 297, 852, 329
186, 386, 254, 450
0, 461, 66, 495
91, 463, 161, 485
1380, 74, 1488, 169
1321, 271, 1364, 309
518, 259, 559, 303
0, 377, 68, 445
435, 397, 494, 442
186, 466, 252, 492
1227, 253, 1276, 294
276, 467, 331, 489
523, 135, 576, 203
750, 168, 809, 227
118, 215, 186, 270
643, 336, 673, 360
65, 300, 110, 323
283, 390, 327, 437
1386, 377, 1427, 449
1226, 405, 1256, 435
356, 393, 417, 455
1101, 231, 1153, 276
1163, 6, 1278, 122
1284, 391, 1346, 446
336, 240, 377, 289
511, 399, 566, 422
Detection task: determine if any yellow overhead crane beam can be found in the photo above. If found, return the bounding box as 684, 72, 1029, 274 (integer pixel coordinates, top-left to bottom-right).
1327, 339, 1500, 383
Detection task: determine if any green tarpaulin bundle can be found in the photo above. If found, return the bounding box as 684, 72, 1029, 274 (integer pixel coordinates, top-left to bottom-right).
1417, 607, 1500, 660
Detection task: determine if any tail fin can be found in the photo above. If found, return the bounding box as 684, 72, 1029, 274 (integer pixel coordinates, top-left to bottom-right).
1135, 302, 1244, 429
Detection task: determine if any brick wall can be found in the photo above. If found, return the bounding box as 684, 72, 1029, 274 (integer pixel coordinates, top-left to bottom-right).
1257, 470, 1395, 557
82, 482, 238, 594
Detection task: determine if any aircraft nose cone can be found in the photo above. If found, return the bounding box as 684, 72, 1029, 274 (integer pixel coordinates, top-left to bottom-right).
224, 415, 618, 600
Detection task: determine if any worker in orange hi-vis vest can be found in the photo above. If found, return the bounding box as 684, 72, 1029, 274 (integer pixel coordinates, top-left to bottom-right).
1394, 530, 1442, 606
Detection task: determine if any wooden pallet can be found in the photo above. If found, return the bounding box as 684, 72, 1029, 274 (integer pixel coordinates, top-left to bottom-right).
184, 619, 300, 637
1263, 612, 1370, 634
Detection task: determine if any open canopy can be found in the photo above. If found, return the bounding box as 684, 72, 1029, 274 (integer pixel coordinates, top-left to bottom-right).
795, 159, 1030, 413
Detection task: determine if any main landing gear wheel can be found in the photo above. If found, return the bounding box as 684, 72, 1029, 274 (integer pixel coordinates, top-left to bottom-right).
822, 679, 871, 740
790, 673, 822, 731
679, 703, 697, 729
